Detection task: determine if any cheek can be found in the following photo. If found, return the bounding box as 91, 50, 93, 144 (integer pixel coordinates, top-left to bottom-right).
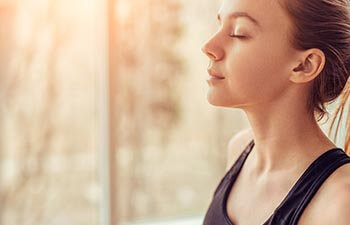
224, 40, 290, 101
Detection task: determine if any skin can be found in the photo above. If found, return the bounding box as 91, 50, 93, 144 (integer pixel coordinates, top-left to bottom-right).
201, 0, 350, 224
201, 0, 335, 176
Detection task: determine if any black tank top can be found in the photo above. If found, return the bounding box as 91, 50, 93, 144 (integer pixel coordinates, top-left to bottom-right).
202, 139, 350, 225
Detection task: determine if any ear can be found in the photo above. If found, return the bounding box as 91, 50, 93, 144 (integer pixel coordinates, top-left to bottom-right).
289, 48, 326, 84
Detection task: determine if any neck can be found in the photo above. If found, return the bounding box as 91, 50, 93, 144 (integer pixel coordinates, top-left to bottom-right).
244, 105, 337, 177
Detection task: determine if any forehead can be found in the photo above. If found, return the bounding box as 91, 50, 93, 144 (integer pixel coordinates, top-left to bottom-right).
218, 0, 290, 30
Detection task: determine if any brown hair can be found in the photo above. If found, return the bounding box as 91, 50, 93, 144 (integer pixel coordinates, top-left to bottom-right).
278, 0, 350, 155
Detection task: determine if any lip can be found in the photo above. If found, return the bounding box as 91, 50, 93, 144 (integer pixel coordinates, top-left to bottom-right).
207, 69, 225, 79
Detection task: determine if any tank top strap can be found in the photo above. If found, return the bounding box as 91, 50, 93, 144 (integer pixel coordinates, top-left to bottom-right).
273, 148, 350, 225
226, 138, 255, 179
213, 139, 255, 197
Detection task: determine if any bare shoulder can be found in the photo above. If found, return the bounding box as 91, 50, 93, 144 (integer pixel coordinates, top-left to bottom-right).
299, 163, 350, 225
318, 168, 350, 225
225, 128, 254, 172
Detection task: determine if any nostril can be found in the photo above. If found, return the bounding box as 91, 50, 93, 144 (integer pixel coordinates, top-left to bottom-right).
201, 43, 221, 61
207, 52, 217, 60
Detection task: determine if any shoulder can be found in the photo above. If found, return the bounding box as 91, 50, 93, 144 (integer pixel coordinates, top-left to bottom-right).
323, 164, 350, 224
225, 128, 254, 172
300, 163, 350, 225
320, 176, 350, 225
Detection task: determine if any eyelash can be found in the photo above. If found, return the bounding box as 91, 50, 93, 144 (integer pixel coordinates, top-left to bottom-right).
229, 34, 247, 39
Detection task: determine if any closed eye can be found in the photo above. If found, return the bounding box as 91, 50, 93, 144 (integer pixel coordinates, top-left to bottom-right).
229, 34, 247, 39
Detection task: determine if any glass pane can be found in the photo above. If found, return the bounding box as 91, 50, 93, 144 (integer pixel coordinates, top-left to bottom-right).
0, 0, 98, 224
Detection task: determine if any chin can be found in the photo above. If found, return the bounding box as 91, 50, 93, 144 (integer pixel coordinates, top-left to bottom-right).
206, 92, 246, 109
207, 92, 232, 107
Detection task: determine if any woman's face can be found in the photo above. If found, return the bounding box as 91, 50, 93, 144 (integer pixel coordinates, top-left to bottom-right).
201, 0, 299, 108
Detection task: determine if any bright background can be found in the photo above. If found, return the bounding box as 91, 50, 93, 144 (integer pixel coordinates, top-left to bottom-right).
0, 0, 347, 225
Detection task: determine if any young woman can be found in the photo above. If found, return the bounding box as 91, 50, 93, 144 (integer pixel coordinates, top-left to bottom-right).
201, 0, 350, 224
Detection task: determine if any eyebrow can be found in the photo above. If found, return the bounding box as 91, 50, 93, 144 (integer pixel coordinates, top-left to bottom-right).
217, 11, 261, 28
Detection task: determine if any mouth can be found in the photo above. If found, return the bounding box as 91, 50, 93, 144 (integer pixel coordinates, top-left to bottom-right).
209, 75, 225, 80
207, 69, 225, 79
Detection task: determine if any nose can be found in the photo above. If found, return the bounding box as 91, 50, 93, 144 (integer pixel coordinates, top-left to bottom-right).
201, 37, 224, 61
